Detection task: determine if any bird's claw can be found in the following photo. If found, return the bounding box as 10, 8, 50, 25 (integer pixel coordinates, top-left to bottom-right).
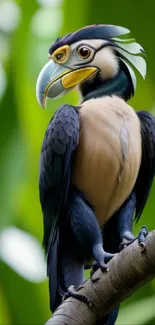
138, 225, 148, 251
119, 232, 136, 251
90, 251, 116, 277
90, 262, 108, 277
62, 285, 94, 309
119, 226, 148, 252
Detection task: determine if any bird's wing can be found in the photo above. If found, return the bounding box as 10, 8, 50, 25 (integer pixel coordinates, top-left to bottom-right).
39, 104, 80, 254
134, 111, 155, 221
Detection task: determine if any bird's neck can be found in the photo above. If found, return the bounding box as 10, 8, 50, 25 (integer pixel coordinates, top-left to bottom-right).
81, 64, 134, 103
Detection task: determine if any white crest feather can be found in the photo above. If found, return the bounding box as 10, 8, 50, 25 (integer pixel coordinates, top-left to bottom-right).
109, 31, 147, 90
115, 42, 145, 55
116, 48, 146, 79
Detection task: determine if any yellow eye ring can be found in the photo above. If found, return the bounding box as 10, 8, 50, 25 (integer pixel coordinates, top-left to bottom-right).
49, 45, 70, 64
77, 46, 91, 59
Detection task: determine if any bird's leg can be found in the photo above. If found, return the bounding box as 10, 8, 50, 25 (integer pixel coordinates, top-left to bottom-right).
118, 192, 148, 251
118, 193, 136, 251
64, 189, 116, 305
70, 190, 116, 270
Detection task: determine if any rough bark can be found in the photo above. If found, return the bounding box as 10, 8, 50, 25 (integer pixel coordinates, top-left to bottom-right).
46, 230, 155, 325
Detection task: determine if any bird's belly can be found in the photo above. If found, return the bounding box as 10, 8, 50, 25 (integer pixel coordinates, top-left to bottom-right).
72, 96, 142, 226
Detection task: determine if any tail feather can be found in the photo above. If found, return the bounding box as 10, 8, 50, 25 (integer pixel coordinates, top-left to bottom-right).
47, 231, 60, 311
48, 230, 84, 312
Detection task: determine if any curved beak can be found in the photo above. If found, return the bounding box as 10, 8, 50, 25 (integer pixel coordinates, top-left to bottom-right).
36, 60, 97, 108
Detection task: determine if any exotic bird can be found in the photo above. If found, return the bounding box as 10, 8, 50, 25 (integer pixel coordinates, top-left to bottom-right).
36, 25, 155, 324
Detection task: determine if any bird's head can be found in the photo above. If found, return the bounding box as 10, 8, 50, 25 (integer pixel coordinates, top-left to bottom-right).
36, 24, 146, 108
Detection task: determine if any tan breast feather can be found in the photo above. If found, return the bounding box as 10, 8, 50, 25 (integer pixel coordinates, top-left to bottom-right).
72, 96, 142, 226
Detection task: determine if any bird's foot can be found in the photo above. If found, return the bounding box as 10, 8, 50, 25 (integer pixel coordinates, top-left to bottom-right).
119, 231, 136, 251
91, 244, 116, 277
90, 262, 107, 278
62, 285, 93, 309
119, 226, 148, 252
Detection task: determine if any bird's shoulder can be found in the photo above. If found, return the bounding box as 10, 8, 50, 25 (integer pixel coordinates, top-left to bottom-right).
41, 104, 80, 157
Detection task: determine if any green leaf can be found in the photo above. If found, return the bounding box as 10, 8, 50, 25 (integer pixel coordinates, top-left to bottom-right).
117, 296, 155, 325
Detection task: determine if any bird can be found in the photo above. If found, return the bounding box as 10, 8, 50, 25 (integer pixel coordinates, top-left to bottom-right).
36, 24, 155, 324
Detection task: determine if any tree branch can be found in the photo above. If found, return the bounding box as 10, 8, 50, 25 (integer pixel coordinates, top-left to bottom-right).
46, 230, 155, 325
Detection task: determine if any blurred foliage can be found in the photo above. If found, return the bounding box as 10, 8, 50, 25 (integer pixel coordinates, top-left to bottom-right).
0, 0, 155, 324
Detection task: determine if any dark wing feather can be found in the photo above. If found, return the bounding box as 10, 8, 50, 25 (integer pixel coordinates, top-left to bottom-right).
39, 104, 80, 254
134, 111, 155, 221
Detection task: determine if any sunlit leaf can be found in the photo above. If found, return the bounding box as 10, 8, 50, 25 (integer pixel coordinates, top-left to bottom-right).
0, 227, 46, 282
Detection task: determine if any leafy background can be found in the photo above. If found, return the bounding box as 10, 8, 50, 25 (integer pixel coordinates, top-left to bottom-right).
0, 0, 154, 324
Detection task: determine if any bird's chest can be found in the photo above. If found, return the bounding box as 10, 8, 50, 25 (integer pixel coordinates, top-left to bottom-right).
72, 97, 142, 225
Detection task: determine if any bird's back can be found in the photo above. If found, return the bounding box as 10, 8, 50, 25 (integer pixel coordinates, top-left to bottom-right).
72, 96, 142, 225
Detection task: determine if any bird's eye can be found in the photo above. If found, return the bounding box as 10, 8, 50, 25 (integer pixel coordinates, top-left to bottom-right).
78, 46, 91, 59
51, 45, 70, 64
54, 50, 66, 63
55, 52, 64, 61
